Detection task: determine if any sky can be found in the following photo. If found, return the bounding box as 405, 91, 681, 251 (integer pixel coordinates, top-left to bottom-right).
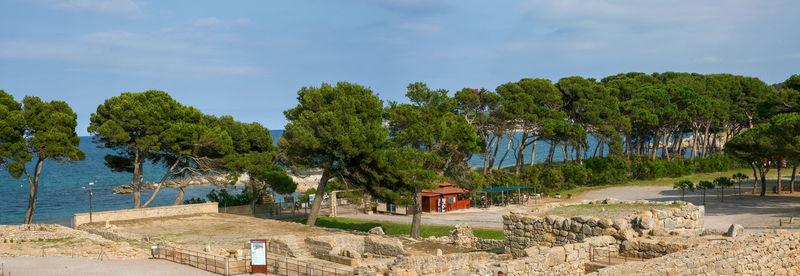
1, 0, 799, 136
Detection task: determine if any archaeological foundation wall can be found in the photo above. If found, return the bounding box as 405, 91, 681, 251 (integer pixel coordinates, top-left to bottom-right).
503, 199, 703, 257
592, 231, 800, 275
72, 202, 219, 227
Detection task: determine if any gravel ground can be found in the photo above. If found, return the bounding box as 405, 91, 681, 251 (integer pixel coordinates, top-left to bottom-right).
0, 257, 218, 276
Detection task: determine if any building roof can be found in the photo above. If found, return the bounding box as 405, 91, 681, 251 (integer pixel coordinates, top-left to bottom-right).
422, 182, 469, 196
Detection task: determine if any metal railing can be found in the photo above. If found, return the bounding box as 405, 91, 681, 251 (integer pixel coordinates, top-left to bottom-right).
154, 245, 249, 275
266, 254, 351, 276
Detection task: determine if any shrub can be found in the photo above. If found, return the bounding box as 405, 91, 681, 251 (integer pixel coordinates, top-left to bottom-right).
561, 162, 589, 187
694, 153, 734, 173
539, 166, 564, 192
584, 156, 630, 185
206, 188, 253, 206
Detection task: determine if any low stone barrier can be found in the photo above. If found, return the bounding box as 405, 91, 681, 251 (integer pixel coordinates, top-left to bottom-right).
355, 241, 591, 275
72, 202, 219, 227
592, 231, 800, 275
503, 199, 703, 257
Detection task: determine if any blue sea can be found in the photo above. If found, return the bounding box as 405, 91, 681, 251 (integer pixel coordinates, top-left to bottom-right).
0, 129, 612, 225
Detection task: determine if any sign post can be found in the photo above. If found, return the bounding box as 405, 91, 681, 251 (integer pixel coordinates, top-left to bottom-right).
250, 239, 267, 274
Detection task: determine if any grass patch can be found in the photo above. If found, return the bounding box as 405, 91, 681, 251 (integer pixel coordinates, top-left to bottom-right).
539, 203, 680, 219
302, 217, 504, 240
29, 237, 74, 243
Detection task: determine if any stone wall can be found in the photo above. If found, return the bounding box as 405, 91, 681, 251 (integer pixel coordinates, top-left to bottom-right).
356, 241, 591, 275
503, 200, 703, 257
72, 202, 219, 227
306, 235, 366, 266
592, 231, 800, 275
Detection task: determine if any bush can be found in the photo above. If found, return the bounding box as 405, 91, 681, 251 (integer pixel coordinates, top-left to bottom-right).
539, 166, 563, 192
584, 156, 630, 185
206, 188, 252, 206
694, 153, 735, 173
561, 162, 588, 188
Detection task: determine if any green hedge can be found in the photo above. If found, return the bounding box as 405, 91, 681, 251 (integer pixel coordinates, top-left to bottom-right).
487, 154, 741, 194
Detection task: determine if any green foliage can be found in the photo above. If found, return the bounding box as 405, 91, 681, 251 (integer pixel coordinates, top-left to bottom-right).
584, 156, 630, 185
0, 90, 85, 223
182, 197, 207, 204
694, 153, 735, 173
206, 188, 253, 207
560, 162, 589, 187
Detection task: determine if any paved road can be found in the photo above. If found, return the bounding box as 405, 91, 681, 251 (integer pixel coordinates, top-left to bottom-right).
579, 184, 800, 230
0, 257, 218, 276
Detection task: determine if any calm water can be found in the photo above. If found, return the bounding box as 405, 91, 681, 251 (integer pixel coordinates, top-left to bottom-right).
0, 129, 611, 225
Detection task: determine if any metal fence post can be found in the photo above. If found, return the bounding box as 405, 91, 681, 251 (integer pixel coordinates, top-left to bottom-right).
224, 257, 230, 276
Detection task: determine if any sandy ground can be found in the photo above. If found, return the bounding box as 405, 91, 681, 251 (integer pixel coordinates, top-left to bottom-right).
0, 257, 217, 276
85, 213, 334, 253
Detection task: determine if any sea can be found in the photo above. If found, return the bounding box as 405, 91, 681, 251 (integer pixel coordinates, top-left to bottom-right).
0, 130, 607, 225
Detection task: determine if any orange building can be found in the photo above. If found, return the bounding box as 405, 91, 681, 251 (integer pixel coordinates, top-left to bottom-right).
421, 182, 471, 213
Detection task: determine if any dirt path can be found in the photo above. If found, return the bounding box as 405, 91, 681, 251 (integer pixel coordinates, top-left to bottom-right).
0, 257, 217, 276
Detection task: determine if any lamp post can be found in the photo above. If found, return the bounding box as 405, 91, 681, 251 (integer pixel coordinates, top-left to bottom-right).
89, 181, 94, 223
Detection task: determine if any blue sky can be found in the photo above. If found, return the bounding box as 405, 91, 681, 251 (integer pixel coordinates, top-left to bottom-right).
1, 0, 798, 136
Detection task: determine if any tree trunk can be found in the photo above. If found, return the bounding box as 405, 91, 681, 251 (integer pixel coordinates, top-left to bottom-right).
410, 182, 423, 240
132, 149, 142, 209
529, 139, 538, 166
497, 136, 512, 173
592, 141, 601, 158
561, 143, 568, 162
760, 169, 768, 197
143, 157, 182, 207
751, 164, 759, 194
546, 141, 556, 164
791, 165, 797, 193
306, 170, 331, 226
777, 165, 782, 194
23, 158, 44, 224
651, 133, 660, 160
483, 135, 495, 174
598, 142, 605, 158
489, 135, 503, 174
701, 125, 710, 157
515, 132, 528, 175
173, 186, 186, 205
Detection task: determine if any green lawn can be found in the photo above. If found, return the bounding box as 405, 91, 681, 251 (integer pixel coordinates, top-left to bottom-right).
301, 216, 504, 240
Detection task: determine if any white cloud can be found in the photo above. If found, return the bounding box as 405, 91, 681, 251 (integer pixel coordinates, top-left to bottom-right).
38, 0, 143, 16
0, 30, 261, 78
193, 17, 251, 27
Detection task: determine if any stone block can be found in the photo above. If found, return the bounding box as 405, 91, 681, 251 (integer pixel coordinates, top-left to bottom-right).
725, 224, 744, 237
369, 226, 385, 235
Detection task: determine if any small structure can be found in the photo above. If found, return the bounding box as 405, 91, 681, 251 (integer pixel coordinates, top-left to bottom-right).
421, 182, 470, 213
